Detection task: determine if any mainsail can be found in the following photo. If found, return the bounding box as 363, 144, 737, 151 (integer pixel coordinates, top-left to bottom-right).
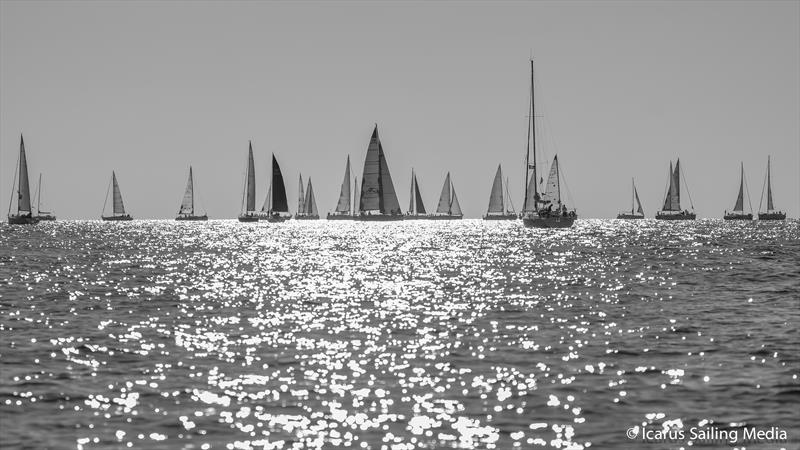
298, 174, 305, 214
732, 163, 745, 212
304, 178, 318, 216
414, 175, 426, 214
540, 156, 561, 206
487, 165, 504, 214
16, 135, 32, 214
360, 125, 400, 214
766, 156, 774, 211
270, 154, 289, 213
243, 142, 256, 213
179, 166, 195, 215
335, 156, 351, 213
112, 171, 126, 215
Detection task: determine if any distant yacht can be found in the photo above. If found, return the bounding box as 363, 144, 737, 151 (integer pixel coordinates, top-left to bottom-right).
617, 178, 645, 219
430, 172, 463, 220
483, 164, 517, 220
176, 166, 208, 221
34, 174, 56, 222
261, 154, 291, 222
101, 171, 133, 221
655, 159, 696, 220
295, 176, 319, 220
757, 156, 786, 221
723, 162, 752, 220
520, 60, 577, 228
327, 156, 356, 220
7, 135, 37, 225
238, 142, 259, 222
406, 169, 428, 219
358, 125, 403, 221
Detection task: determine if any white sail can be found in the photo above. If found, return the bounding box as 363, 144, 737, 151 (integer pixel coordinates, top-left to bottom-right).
523, 173, 538, 212
16, 135, 32, 214
112, 171, 126, 215
335, 157, 351, 213
487, 165, 504, 214
179, 166, 194, 215
436, 173, 452, 214
540, 156, 561, 206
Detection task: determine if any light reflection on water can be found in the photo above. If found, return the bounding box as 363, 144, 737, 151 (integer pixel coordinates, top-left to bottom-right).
0, 219, 798, 449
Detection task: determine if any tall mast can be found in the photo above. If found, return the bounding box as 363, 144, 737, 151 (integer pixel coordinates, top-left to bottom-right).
631, 178, 634, 214
524, 60, 536, 211
37, 173, 42, 214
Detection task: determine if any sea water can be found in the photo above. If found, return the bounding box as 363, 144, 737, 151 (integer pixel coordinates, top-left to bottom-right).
1, 219, 798, 449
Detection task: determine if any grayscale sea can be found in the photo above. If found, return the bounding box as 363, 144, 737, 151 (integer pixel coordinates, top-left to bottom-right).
1, 220, 798, 450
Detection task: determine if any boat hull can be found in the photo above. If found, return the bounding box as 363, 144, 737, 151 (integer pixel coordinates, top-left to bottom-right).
237, 215, 259, 223
294, 215, 319, 220
358, 214, 404, 222
757, 212, 786, 221
427, 215, 463, 220
176, 215, 208, 221
263, 215, 289, 223
723, 213, 753, 221
483, 214, 518, 221
35, 215, 56, 221
522, 213, 576, 228
655, 212, 696, 221
616, 213, 645, 220
102, 215, 133, 221
8, 214, 37, 225
326, 213, 356, 220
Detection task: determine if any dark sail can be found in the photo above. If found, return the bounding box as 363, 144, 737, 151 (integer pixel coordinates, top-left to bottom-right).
414, 176, 426, 214
244, 142, 256, 213
17, 135, 32, 214
271, 154, 289, 213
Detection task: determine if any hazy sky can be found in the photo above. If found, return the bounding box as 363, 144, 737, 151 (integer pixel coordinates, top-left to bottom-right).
2, 1, 798, 219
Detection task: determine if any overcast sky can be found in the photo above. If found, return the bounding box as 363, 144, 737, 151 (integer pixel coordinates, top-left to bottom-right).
2, 0, 798, 219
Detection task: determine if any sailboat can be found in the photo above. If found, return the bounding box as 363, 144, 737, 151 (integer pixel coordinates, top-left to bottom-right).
723, 163, 752, 220
483, 164, 517, 220
295, 176, 320, 220
617, 178, 645, 219
328, 156, 356, 220
757, 156, 786, 221
358, 125, 403, 221
260, 154, 290, 222
176, 166, 208, 221
521, 60, 577, 228
406, 169, 428, 218
101, 171, 133, 221
34, 174, 56, 221
238, 142, 259, 222
7, 135, 37, 224
430, 172, 463, 220
655, 159, 696, 220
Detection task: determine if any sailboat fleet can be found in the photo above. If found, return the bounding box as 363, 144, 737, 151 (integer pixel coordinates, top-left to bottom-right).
5, 61, 794, 225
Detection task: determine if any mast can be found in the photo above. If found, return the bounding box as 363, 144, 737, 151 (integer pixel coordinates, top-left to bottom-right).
524, 59, 537, 213
631, 178, 634, 214
767, 155, 773, 211
37, 174, 42, 215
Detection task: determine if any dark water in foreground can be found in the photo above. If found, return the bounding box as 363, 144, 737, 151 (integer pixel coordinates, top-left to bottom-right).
0, 219, 798, 450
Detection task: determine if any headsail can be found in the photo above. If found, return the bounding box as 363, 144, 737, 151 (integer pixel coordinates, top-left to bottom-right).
304, 178, 318, 216
487, 165, 504, 213
271, 154, 289, 213
662, 161, 681, 211
732, 163, 745, 212
179, 166, 195, 215
16, 135, 32, 214
360, 125, 400, 214
450, 188, 462, 216
414, 175, 426, 214
540, 156, 561, 206
112, 171, 126, 215
634, 185, 644, 215
244, 142, 256, 213
335, 156, 351, 213
436, 173, 452, 214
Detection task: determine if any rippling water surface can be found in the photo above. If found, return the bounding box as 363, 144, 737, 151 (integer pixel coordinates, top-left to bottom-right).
1, 219, 798, 449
